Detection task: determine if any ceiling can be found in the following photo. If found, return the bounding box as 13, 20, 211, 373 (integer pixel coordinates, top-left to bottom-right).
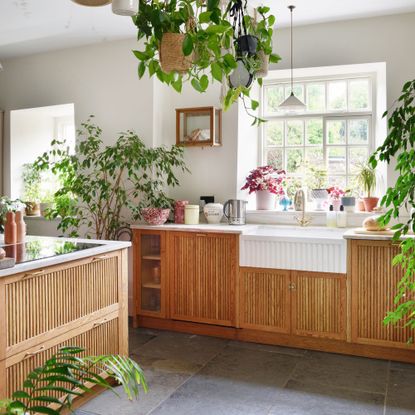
1, 0, 415, 59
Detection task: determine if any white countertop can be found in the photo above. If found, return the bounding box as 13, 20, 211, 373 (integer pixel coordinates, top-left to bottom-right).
343, 229, 415, 241
131, 223, 251, 234
0, 235, 131, 278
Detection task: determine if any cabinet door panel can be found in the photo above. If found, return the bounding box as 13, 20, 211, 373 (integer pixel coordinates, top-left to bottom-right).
239, 268, 290, 333
292, 271, 346, 340
350, 240, 415, 348
170, 232, 236, 326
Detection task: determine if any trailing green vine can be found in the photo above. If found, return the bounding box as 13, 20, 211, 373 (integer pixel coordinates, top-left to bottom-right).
133, 0, 280, 125
369, 79, 415, 330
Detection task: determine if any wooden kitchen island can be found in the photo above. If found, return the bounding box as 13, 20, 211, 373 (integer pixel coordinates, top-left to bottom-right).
0, 236, 130, 403
131, 224, 415, 363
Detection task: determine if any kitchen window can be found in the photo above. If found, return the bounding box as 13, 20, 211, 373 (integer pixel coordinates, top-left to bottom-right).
261, 75, 374, 193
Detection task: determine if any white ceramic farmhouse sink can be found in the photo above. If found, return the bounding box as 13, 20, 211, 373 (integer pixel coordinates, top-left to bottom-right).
240, 225, 347, 273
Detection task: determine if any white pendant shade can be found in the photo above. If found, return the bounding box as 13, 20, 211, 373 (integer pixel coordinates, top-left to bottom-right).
279, 92, 306, 112
71, 0, 111, 6
112, 0, 138, 16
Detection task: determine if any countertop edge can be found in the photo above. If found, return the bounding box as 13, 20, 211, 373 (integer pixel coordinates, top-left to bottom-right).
0, 236, 131, 278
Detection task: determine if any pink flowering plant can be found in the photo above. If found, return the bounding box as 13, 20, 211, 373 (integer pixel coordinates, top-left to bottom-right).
241, 166, 286, 195
327, 186, 345, 201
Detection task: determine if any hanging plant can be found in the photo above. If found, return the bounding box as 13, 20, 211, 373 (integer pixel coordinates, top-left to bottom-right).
133, 0, 280, 125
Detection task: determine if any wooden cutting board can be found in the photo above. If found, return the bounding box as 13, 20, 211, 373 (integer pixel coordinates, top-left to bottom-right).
0, 257, 16, 270
353, 228, 395, 235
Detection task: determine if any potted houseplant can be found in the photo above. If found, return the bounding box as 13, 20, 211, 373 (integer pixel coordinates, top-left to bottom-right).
33, 118, 188, 239
327, 186, 345, 211
304, 165, 328, 211
133, 1, 279, 125
341, 189, 356, 212
241, 166, 285, 210
356, 162, 378, 212
21, 163, 41, 216
0, 346, 147, 415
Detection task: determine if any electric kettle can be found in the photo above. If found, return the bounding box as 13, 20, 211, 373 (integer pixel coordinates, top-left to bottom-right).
223, 199, 247, 225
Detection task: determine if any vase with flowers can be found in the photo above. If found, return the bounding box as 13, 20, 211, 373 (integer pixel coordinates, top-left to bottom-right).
327, 186, 345, 211
241, 166, 286, 210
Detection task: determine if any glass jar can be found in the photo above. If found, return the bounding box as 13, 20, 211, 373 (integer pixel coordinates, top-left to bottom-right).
174, 200, 189, 224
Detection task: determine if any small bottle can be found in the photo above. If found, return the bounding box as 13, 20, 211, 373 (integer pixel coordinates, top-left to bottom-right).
336, 205, 347, 228
4, 211, 17, 245
326, 205, 337, 228
15, 210, 26, 243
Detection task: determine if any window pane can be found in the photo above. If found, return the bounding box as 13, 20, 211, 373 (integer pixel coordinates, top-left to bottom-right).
328, 176, 347, 190
306, 84, 325, 112
285, 84, 305, 102
305, 148, 324, 169
286, 148, 304, 173
327, 120, 346, 144
349, 79, 370, 110
328, 81, 347, 111
328, 147, 346, 174
265, 121, 284, 146
348, 119, 369, 144
286, 120, 304, 146
306, 119, 323, 145
266, 148, 283, 170
266, 85, 285, 113
349, 147, 369, 174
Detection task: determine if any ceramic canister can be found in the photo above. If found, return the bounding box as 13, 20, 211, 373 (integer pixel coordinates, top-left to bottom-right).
184, 205, 200, 225
203, 203, 224, 224
174, 200, 189, 224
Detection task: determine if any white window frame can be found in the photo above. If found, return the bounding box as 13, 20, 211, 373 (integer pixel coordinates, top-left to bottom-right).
260, 71, 377, 191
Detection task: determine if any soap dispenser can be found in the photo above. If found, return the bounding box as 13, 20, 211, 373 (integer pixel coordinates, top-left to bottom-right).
326, 205, 337, 228
336, 205, 347, 228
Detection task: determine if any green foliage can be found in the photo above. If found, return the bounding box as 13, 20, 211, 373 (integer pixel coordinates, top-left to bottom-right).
369, 79, 415, 330
132, 0, 280, 126
22, 163, 41, 202
0, 346, 147, 415
355, 162, 376, 197
33, 117, 188, 240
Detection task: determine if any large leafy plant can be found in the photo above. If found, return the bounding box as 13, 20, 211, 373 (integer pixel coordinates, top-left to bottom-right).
133, 0, 280, 125
33, 118, 188, 239
369, 79, 415, 329
0, 346, 147, 415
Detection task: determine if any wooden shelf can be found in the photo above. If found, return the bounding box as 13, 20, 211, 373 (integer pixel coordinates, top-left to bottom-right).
142, 255, 161, 261
142, 282, 161, 290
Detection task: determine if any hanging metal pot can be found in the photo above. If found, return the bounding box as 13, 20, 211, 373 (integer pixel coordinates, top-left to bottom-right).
229, 59, 253, 89
236, 35, 258, 56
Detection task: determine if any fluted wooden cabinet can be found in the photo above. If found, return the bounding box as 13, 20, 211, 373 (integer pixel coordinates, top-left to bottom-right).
350, 239, 415, 349
0, 249, 129, 401
291, 271, 346, 340
169, 231, 237, 326
239, 268, 290, 333
239, 268, 346, 340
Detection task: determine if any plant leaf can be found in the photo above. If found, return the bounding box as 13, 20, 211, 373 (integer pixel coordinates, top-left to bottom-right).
182, 34, 193, 56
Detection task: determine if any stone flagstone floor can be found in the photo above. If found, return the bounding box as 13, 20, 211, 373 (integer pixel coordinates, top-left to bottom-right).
77, 328, 415, 415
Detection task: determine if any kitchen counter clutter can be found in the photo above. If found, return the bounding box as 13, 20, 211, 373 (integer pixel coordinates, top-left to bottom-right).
132, 223, 415, 364
0, 235, 130, 406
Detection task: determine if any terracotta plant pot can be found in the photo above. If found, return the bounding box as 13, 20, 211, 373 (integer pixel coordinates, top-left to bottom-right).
141, 208, 170, 225
25, 201, 40, 216
363, 197, 379, 212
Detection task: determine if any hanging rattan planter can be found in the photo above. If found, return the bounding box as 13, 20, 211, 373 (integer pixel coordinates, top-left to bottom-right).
159, 33, 193, 74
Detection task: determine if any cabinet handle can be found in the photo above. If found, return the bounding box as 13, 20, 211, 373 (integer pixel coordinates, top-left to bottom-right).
23, 270, 45, 279
288, 283, 296, 290
93, 318, 108, 328
92, 255, 109, 262
24, 346, 45, 360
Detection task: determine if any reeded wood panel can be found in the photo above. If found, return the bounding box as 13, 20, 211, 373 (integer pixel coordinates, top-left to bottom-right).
6, 256, 119, 347
6, 318, 119, 397
239, 268, 290, 333
170, 232, 236, 326
351, 240, 415, 348
292, 271, 346, 340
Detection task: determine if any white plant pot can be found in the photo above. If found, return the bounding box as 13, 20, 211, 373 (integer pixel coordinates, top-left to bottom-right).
112, 0, 138, 16
256, 191, 276, 210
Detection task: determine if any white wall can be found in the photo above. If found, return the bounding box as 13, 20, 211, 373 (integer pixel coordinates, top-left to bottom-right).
0, 12, 414, 205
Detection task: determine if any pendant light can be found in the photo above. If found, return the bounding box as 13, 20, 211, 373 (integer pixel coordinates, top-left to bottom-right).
112, 0, 139, 16
279, 5, 306, 112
